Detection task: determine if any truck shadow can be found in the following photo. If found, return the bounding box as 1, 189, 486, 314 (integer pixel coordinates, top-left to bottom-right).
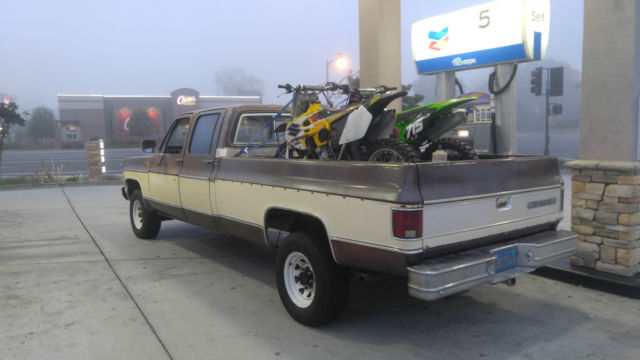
332, 279, 590, 359
168, 224, 590, 359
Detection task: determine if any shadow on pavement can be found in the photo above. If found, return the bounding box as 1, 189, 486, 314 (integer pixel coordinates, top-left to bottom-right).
168, 225, 591, 359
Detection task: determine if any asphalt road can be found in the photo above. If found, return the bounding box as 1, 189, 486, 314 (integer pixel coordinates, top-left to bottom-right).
0, 148, 141, 177
0, 129, 579, 178
1, 184, 639, 360
518, 129, 579, 159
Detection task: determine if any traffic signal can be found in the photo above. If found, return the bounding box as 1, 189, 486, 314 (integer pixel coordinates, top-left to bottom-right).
530, 67, 542, 96
549, 67, 564, 97
551, 103, 563, 115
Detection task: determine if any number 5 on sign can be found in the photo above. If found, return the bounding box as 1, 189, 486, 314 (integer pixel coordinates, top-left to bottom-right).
479, 9, 490, 28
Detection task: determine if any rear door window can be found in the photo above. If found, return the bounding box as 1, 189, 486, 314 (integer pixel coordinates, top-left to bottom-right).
189, 114, 221, 154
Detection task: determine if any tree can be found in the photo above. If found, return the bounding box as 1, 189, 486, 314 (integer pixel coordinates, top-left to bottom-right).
402, 84, 425, 110
0, 101, 26, 177
214, 67, 263, 96
348, 75, 360, 89
128, 108, 153, 136
27, 106, 57, 142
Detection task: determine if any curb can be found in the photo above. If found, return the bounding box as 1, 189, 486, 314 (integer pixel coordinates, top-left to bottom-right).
534, 258, 640, 299
0, 180, 123, 191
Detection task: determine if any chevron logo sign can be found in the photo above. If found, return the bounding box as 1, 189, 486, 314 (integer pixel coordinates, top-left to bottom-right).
428, 27, 449, 50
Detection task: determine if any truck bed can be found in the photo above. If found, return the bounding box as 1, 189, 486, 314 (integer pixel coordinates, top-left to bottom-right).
213, 155, 564, 275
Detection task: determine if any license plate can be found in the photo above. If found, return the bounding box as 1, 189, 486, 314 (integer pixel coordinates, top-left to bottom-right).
492, 246, 518, 272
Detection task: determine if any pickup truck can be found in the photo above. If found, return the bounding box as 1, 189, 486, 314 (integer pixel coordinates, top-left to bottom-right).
122, 104, 577, 326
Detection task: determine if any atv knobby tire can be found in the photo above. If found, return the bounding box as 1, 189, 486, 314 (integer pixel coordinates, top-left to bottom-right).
421, 138, 477, 161
275, 142, 313, 159
366, 138, 418, 163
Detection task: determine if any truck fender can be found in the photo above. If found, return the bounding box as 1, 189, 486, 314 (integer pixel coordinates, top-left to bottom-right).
263, 207, 338, 263
124, 179, 141, 199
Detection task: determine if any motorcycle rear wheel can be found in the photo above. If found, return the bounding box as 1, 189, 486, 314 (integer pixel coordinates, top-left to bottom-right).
421, 138, 477, 161
275, 142, 314, 159
366, 138, 418, 163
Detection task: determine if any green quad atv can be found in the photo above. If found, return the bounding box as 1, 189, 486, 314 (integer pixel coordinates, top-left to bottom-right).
393, 97, 479, 161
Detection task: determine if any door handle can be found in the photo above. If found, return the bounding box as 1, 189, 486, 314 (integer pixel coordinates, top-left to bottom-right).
175, 159, 183, 164
202, 159, 214, 165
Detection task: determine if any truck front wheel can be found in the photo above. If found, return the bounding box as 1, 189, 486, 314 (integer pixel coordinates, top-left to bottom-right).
129, 189, 161, 239
276, 233, 348, 326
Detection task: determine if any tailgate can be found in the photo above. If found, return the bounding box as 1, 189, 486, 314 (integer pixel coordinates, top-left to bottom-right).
417, 157, 563, 249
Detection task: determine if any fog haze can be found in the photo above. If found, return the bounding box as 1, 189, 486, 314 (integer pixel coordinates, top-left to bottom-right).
1, 0, 583, 114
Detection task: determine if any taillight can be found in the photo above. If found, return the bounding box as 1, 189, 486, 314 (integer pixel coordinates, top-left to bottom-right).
392, 209, 423, 239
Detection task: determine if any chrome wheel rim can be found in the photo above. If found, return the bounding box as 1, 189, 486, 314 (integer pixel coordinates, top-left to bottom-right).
283, 252, 315, 308
368, 148, 404, 163
132, 199, 143, 230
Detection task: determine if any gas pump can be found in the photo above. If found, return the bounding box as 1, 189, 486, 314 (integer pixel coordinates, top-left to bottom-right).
444, 92, 495, 154
411, 0, 550, 155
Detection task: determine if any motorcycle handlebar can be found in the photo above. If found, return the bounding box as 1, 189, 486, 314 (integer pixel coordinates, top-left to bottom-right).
279, 83, 396, 95
277, 84, 295, 93
376, 85, 397, 92
277, 82, 350, 94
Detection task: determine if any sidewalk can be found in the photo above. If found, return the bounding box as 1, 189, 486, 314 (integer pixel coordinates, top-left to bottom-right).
0, 186, 169, 359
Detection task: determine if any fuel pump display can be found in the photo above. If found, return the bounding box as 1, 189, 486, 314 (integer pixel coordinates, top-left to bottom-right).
446, 92, 495, 154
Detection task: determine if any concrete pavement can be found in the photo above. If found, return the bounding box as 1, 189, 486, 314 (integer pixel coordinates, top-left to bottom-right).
0, 187, 168, 359
1, 184, 639, 359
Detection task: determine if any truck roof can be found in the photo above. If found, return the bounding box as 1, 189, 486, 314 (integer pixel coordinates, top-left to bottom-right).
177, 104, 289, 118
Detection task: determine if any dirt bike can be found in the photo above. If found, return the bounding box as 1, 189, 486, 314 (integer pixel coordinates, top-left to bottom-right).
275, 83, 417, 162
393, 97, 478, 161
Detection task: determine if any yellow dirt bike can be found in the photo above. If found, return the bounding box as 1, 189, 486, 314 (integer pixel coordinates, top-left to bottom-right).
276, 82, 417, 162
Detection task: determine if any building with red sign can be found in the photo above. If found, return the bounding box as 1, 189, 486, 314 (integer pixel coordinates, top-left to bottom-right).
57, 88, 260, 143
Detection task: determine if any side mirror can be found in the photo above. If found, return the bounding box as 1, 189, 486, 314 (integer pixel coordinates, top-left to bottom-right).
141, 139, 157, 153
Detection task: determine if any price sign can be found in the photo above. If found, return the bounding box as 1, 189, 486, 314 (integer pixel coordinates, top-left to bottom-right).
412, 0, 550, 74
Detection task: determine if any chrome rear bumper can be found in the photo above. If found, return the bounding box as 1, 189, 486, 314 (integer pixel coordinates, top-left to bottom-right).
407, 230, 577, 301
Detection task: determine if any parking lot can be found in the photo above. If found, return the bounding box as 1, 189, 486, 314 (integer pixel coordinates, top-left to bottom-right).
1, 184, 639, 360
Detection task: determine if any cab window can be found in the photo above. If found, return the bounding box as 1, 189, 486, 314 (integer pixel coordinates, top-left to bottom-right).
189, 113, 220, 154
161, 118, 190, 154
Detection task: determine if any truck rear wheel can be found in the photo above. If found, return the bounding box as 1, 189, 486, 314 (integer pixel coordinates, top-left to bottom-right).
276, 232, 348, 326
129, 189, 161, 239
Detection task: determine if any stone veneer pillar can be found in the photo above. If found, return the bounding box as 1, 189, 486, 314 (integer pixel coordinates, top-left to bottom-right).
566, 160, 640, 276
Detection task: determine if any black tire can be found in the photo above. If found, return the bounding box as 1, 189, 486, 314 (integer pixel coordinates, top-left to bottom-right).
129, 189, 161, 239
276, 232, 349, 326
421, 138, 477, 161
275, 142, 313, 159
365, 138, 419, 163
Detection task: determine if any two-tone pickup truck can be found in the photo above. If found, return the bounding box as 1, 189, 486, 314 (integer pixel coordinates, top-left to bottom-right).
122, 104, 577, 326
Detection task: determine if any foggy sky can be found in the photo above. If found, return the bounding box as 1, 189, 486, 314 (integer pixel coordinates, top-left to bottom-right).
1, 0, 583, 114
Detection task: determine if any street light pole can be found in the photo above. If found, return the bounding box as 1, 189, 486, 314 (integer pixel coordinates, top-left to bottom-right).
326, 59, 331, 83
544, 68, 550, 156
